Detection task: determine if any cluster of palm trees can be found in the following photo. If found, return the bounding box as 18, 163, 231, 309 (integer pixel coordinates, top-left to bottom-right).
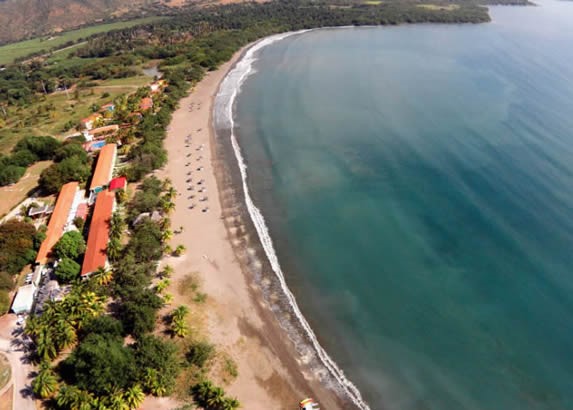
192, 380, 240, 410
33, 368, 146, 410
107, 211, 126, 262
170, 305, 189, 338
25, 287, 105, 362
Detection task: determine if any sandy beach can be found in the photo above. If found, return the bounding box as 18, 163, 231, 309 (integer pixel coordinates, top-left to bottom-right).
152, 47, 347, 409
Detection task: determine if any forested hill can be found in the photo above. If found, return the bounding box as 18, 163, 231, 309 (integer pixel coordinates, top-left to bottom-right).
0, 0, 168, 45
0, 0, 531, 45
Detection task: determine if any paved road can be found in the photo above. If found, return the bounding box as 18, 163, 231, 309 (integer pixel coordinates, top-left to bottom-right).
0, 315, 36, 410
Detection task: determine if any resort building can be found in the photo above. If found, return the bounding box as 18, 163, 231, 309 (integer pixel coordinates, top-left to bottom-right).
80, 113, 103, 130
35, 181, 79, 265
150, 80, 167, 94
81, 190, 115, 277
99, 103, 115, 113
11, 284, 37, 314
82, 124, 119, 142
89, 143, 117, 197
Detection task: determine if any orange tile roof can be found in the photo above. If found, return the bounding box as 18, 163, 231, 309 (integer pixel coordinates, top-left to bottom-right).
80, 113, 102, 125
81, 190, 114, 276
89, 125, 119, 136
90, 144, 117, 191
140, 97, 153, 111
35, 182, 79, 265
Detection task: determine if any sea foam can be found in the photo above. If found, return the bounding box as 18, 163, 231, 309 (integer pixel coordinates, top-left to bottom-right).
213, 31, 371, 410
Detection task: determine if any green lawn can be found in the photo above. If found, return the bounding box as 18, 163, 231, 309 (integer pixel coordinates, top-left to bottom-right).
0, 85, 131, 153
0, 17, 166, 65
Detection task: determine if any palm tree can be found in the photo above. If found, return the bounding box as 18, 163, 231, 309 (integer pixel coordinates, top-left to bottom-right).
166, 186, 177, 200
161, 229, 173, 243
171, 317, 188, 338
163, 293, 173, 304
56, 384, 83, 409
161, 178, 173, 191
161, 197, 175, 214
36, 329, 58, 362
172, 305, 189, 321
24, 315, 40, 338
161, 264, 173, 278
159, 216, 171, 231
32, 363, 59, 399
124, 384, 145, 410
173, 244, 186, 257
110, 213, 126, 240
108, 388, 129, 410
222, 397, 241, 410
206, 386, 226, 408
53, 320, 77, 351
163, 244, 173, 256
107, 237, 122, 262
94, 266, 114, 286
155, 279, 170, 294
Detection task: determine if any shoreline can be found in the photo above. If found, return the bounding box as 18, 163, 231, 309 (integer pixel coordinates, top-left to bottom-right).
156, 43, 350, 409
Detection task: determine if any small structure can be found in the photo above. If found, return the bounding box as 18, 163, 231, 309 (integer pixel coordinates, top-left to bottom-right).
133, 210, 163, 226
109, 176, 127, 191
150, 80, 167, 94
99, 103, 115, 113
11, 284, 37, 314
80, 113, 103, 130
139, 97, 153, 112
28, 204, 54, 218
35, 182, 80, 265
81, 190, 115, 277
89, 144, 117, 197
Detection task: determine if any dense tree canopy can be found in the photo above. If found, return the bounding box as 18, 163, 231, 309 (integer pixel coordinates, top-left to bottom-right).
0, 220, 38, 275
53, 231, 86, 260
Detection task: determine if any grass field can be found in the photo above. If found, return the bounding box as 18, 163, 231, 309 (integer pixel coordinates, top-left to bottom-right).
0, 17, 166, 65
0, 161, 52, 218
0, 83, 145, 153
0, 353, 10, 392
417, 4, 460, 10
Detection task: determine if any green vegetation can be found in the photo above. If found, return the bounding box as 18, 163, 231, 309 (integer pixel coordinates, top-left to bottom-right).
0, 354, 11, 392
54, 258, 81, 283
0, 17, 167, 66
0, 136, 60, 186
53, 231, 86, 260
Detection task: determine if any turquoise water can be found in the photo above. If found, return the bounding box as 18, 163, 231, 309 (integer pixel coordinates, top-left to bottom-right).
233, 2, 573, 409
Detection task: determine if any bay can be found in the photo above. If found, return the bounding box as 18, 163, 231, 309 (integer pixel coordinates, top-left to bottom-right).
233, 2, 573, 408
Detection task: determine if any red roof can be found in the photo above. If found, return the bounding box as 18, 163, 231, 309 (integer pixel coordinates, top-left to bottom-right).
75, 203, 88, 220
109, 176, 127, 191
90, 144, 117, 191
81, 191, 114, 276
139, 97, 153, 111
36, 182, 79, 265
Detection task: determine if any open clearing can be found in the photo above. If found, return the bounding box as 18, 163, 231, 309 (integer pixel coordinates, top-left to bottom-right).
417, 4, 460, 10
0, 17, 166, 65
0, 161, 52, 218
0, 353, 10, 391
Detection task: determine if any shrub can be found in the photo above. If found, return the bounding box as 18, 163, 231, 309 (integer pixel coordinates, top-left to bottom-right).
54, 257, 81, 283
185, 340, 214, 368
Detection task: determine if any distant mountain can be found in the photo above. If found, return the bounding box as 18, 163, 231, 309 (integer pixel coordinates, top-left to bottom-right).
0, 0, 173, 44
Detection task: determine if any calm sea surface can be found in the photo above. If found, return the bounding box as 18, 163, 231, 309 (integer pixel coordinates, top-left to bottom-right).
233, 2, 573, 408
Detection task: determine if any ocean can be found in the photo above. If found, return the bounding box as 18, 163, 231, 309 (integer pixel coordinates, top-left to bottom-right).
214, 1, 573, 409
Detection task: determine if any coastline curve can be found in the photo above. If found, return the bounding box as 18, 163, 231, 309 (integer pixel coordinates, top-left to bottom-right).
213, 31, 371, 410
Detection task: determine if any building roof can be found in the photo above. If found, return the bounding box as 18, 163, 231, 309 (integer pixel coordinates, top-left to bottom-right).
90, 144, 117, 191
80, 113, 102, 125
89, 124, 119, 137
28, 204, 53, 217
140, 97, 153, 111
11, 284, 36, 314
100, 103, 115, 111
35, 182, 79, 265
81, 191, 115, 276
109, 176, 127, 191
75, 203, 88, 220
